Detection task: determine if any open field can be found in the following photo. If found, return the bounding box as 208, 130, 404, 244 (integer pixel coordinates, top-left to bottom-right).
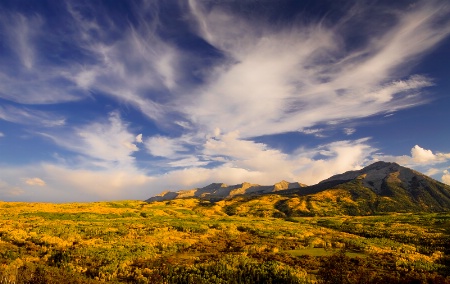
1, 199, 449, 283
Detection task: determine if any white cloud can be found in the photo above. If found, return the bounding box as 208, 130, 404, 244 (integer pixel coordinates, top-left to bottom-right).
292, 139, 374, 184
344, 128, 356, 135
2, 2, 449, 135
4, 13, 41, 70
0, 179, 24, 198
425, 168, 441, 176
203, 132, 374, 185
204, 131, 294, 176
0, 132, 4, 137
300, 128, 326, 138
40, 164, 151, 200
147, 166, 264, 191
167, 157, 209, 168
132, 134, 373, 192
74, 69, 97, 89
0, 187, 24, 197
181, 1, 450, 138
0, 2, 449, 201
1, 2, 449, 131
61, 2, 181, 123
41, 112, 140, 169
375, 145, 450, 167
145, 136, 188, 158
25, 177, 46, 187
74, 113, 139, 166
443, 170, 450, 185
411, 145, 437, 163
0, 12, 87, 105
0, 105, 65, 127
0, 136, 376, 201
0, 164, 152, 201
6, 0, 439, 136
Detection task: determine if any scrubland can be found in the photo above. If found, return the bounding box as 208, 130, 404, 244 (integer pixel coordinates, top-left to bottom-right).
0, 199, 449, 283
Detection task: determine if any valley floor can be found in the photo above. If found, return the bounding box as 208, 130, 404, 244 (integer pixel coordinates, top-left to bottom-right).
0, 199, 449, 283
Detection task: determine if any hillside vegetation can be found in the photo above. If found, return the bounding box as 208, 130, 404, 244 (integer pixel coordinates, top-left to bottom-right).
1, 200, 449, 283
2, 162, 450, 283
148, 162, 450, 215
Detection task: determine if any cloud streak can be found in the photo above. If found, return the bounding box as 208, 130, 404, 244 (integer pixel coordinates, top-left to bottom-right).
40, 112, 140, 170
1, 1, 448, 134
0, 136, 376, 201
181, 1, 449, 138
0, 1, 449, 201
25, 177, 46, 187
3, 12, 41, 70
0, 105, 65, 127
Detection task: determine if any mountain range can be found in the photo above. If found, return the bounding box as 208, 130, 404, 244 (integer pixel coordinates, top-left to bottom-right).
146, 180, 306, 202
146, 161, 450, 215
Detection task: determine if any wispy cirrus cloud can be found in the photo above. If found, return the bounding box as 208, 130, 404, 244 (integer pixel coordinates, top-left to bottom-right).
3, 134, 449, 201
0, 1, 449, 201
0, 10, 88, 105
2, 12, 41, 70
135, 0, 450, 191
0, 112, 152, 201
300, 128, 326, 138
145, 135, 189, 158
182, 1, 450, 138
63, 1, 182, 123
0, 105, 65, 127
344, 128, 356, 135
40, 112, 140, 169
201, 131, 374, 185
2, 1, 448, 134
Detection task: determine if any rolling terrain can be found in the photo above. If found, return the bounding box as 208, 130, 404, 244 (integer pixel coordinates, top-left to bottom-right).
1, 200, 450, 283
147, 161, 450, 216
1, 161, 450, 283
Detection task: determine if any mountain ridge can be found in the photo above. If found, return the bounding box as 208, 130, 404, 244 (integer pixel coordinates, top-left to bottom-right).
146, 180, 306, 202
146, 161, 450, 215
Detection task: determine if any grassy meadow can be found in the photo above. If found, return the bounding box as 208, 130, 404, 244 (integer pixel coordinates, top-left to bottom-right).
0, 199, 449, 283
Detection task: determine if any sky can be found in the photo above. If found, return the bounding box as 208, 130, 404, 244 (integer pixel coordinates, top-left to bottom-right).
1, 0, 450, 202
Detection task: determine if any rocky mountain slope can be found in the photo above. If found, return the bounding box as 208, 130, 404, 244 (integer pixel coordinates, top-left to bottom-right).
146, 180, 306, 202
146, 161, 450, 215
319, 161, 426, 193
312, 161, 450, 212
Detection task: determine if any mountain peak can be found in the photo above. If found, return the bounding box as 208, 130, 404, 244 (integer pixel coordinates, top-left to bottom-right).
200, 183, 228, 190
362, 161, 400, 171
319, 161, 423, 194
146, 161, 450, 213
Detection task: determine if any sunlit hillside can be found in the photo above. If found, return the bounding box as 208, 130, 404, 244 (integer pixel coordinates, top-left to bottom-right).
147, 162, 450, 215
1, 200, 449, 283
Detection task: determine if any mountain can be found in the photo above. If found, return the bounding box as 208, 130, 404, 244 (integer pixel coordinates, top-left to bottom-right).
312, 161, 450, 212
146, 161, 450, 215
319, 161, 425, 193
146, 180, 306, 202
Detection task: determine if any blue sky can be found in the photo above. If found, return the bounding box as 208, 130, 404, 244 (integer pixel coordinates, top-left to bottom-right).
1, 0, 450, 201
